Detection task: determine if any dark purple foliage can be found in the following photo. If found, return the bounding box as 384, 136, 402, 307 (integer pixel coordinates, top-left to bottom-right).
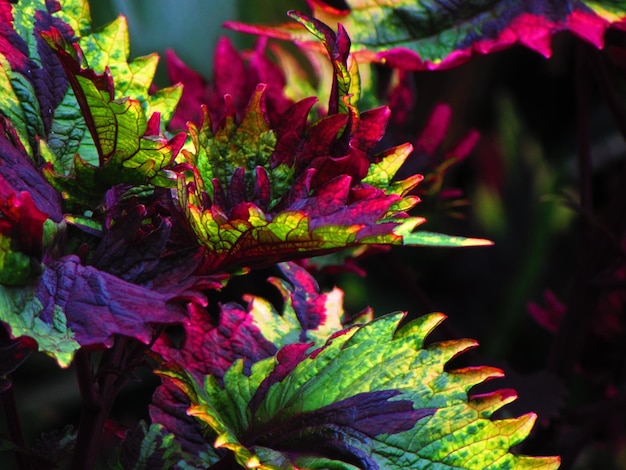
149, 382, 209, 459
36, 256, 187, 348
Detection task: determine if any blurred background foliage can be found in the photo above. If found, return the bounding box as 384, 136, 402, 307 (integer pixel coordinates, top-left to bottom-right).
5, 1, 626, 469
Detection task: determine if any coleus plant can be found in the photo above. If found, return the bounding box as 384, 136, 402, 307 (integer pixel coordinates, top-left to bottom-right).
3, 0, 626, 468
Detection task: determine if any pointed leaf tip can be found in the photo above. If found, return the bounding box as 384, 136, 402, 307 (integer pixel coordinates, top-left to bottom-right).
159, 309, 559, 468
403, 230, 494, 247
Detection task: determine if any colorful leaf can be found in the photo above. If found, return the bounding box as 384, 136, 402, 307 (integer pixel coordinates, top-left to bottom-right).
288, 11, 357, 115
150, 262, 367, 460
40, 28, 184, 202
247, 261, 365, 348
0, 116, 64, 286
1, 99, 200, 367
111, 422, 192, 470
158, 312, 560, 469
153, 261, 364, 378
76, 15, 181, 122
0, 0, 79, 155
0, 0, 184, 207
0, 255, 191, 367
227, 1, 626, 70
34, 22, 182, 206
172, 19, 490, 274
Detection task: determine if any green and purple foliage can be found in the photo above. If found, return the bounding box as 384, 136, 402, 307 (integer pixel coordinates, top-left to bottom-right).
2, 0, 626, 468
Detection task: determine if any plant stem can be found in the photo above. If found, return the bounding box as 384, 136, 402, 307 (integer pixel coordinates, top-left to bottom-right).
1, 382, 30, 470
71, 349, 104, 470
71, 338, 131, 470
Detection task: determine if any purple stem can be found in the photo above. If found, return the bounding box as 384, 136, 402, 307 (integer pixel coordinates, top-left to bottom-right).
1, 383, 30, 470
71, 338, 131, 470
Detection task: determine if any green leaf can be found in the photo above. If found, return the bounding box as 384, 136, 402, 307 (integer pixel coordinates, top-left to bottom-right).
112, 422, 196, 470
77, 15, 182, 123
0, 236, 39, 286
183, 86, 279, 203
0, 55, 43, 157
400, 229, 494, 248
158, 313, 560, 469
0, 284, 79, 368
41, 26, 185, 205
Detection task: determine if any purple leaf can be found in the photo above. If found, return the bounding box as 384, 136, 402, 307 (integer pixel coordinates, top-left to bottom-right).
149, 381, 217, 462
153, 302, 277, 381
248, 390, 431, 469
36, 255, 187, 348
150, 302, 278, 455
91, 192, 222, 304
32, 5, 74, 133
0, 117, 63, 223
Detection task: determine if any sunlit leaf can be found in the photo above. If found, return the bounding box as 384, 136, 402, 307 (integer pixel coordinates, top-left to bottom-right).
150, 262, 369, 462
158, 312, 560, 469
227, 1, 626, 70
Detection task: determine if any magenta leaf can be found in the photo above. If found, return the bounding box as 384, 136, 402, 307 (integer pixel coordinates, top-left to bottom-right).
150, 262, 363, 460
166, 37, 293, 130
174, 20, 490, 274
153, 302, 278, 382
177, 85, 425, 274
227, 1, 626, 71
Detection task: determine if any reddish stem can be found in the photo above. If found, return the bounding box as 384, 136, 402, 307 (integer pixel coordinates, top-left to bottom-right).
71, 338, 132, 470
1, 382, 31, 470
